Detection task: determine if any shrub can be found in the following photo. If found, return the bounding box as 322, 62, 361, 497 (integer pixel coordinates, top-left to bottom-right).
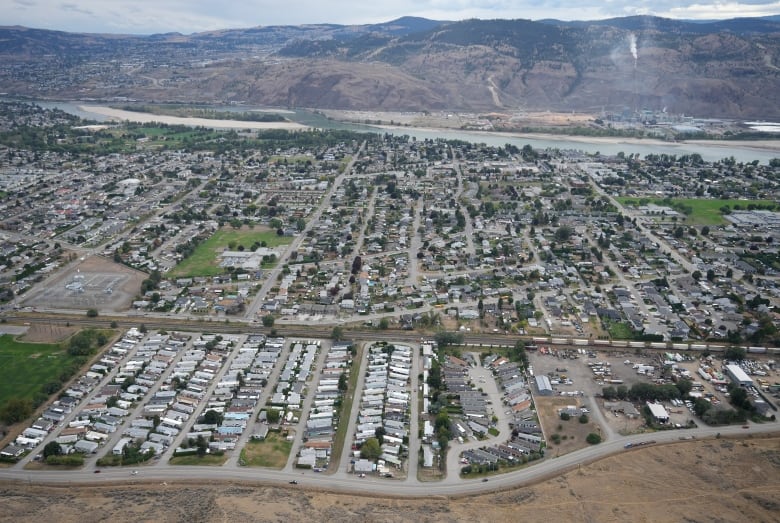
586, 433, 602, 445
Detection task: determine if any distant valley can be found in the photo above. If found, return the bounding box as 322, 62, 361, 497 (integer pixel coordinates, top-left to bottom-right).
1, 15, 779, 119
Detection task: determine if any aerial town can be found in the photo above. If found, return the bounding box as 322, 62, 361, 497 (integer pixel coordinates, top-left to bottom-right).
0, 100, 778, 499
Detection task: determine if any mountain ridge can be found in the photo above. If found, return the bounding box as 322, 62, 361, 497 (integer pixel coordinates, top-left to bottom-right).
1, 16, 779, 119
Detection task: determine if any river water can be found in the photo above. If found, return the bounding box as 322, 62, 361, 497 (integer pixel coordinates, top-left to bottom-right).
24, 100, 780, 164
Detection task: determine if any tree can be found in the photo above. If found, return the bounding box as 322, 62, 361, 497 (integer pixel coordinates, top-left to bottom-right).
195, 435, 209, 457
692, 270, 702, 281
338, 372, 348, 392
725, 346, 746, 361
579, 414, 589, 424
43, 441, 63, 459
701, 226, 710, 236
202, 409, 223, 425
560, 411, 571, 420
586, 433, 602, 445
554, 225, 573, 242
378, 318, 389, 330
86, 308, 98, 317
262, 315, 275, 328
434, 331, 464, 349
0, 397, 33, 424
266, 409, 281, 424
360, 437, 382, 460
331, 326, 344, 341
675, 379, 693, 397
728, 385, 752, 411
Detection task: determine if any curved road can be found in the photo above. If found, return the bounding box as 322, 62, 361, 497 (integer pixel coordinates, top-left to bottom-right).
2, 419, 776, 496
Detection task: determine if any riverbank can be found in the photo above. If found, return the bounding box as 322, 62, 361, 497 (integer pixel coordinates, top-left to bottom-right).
78, 106, 309, 131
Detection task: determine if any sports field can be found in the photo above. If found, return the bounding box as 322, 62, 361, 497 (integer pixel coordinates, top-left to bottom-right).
170, 227, 291, 278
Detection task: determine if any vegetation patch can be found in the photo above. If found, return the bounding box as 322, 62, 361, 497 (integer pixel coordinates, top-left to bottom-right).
0, 329, 114, 424
239, 431, 292, 469
169, 452, 228, 466
169, 226, 290, 278
617, 197, 776, 225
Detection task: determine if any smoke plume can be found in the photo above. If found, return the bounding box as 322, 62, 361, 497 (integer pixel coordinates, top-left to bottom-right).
629, 33, 638, 65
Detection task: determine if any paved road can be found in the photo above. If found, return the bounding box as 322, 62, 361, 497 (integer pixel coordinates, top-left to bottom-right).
4, 422, 776, 497
244, 141, 366, 320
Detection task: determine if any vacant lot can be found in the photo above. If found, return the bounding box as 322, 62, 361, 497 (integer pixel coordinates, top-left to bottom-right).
169, 453, 229, 466
239, 431, 292, 469
535, 396, 603, 456
170, 226, 290, 278
2, 436, 778, 522
0, 334, 67, 406
18, 324, 78, 344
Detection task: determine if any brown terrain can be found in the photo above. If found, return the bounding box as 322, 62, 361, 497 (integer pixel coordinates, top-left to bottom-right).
2, 435, 778, 522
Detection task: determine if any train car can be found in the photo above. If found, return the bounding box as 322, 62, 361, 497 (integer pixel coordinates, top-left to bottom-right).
628, 341, 645, 348
689, 344, 708, 351
593, 339, 610, 345
672, 343, 689, 351
748, 346, 768, 354
550, 338, 568, 345
532, 337, 549, 344
650, 342, 667, 349
612, 340, 629, 347
572, 339, 588, 346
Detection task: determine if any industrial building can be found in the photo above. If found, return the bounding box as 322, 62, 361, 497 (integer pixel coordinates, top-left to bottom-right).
534, 375, 553, 396
725, 364, 753, 387
646, 402, 670, 423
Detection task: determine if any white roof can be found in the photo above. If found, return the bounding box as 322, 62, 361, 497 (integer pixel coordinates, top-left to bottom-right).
725, 364, 753, 384
646, 402, 669, 419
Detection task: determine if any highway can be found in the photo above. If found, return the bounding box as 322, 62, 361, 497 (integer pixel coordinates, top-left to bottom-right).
2, 422, 777, 497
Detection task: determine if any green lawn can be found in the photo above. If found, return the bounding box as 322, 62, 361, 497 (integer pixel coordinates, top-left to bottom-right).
239, 432, 292, 468
170, 227, 290, 278
168, 453, 228, 466
0, 334, 67, 406
607, 321, 634, 340
617, 197, 776, 225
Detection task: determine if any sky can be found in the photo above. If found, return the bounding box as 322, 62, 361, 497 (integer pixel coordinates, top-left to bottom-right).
4, 0, 780, 34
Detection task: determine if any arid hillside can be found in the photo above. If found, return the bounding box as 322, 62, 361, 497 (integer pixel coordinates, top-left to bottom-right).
1, 16, 779, 118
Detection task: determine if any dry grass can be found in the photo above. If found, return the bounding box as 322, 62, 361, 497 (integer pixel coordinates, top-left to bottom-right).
535, 396, 603, 456
2, 436, 778, 523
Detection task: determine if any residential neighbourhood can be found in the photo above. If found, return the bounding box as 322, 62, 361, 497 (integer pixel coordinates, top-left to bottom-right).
0, 101, 779, 488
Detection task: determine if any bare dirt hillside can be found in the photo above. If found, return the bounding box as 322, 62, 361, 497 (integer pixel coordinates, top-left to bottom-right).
2, 435, 778, 523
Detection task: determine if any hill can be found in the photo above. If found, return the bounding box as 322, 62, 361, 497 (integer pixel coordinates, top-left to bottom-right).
0, 16, 779, 118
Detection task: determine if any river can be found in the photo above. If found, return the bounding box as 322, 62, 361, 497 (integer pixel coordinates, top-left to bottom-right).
22, 100, 780, 164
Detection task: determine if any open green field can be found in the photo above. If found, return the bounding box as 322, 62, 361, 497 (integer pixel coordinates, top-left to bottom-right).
0, 334, 67, 406
170, 227, 290, 278
617, 197, 776, 225
239, 432, 292, 468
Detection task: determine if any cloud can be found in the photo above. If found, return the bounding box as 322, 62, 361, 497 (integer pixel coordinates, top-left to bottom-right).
1, 0, 779, 34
